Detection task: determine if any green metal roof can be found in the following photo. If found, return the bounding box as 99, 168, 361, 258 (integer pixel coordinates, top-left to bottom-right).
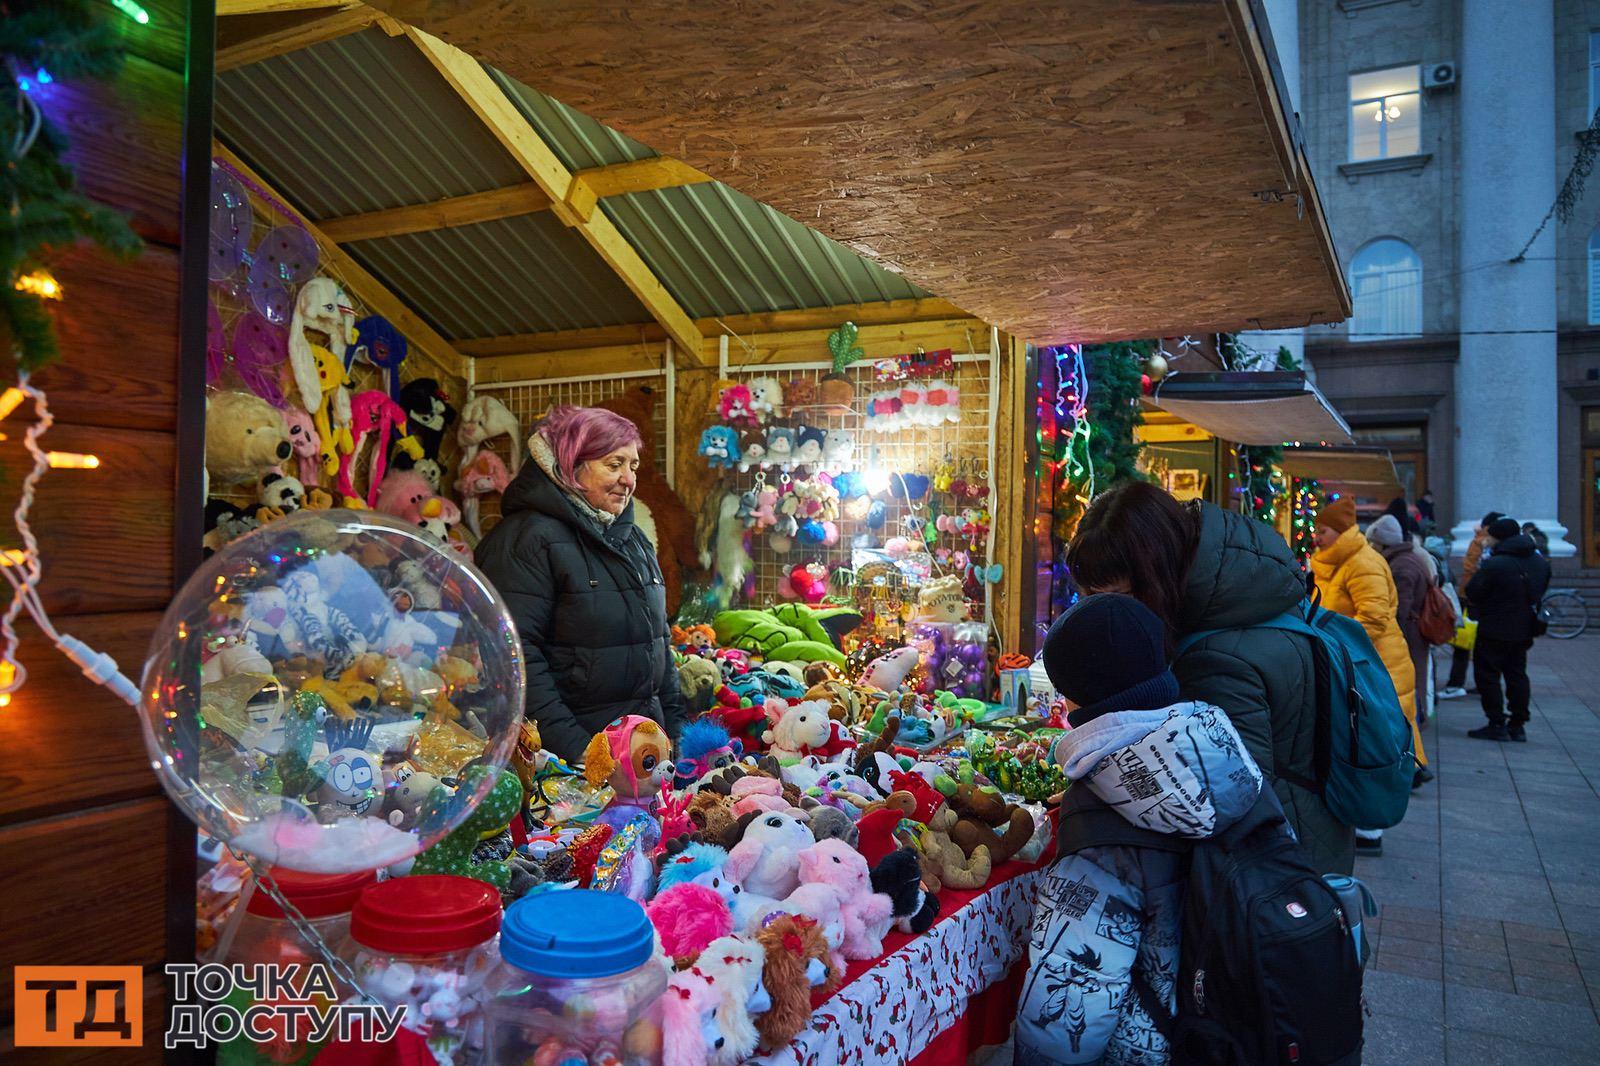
215, 27, 931, 343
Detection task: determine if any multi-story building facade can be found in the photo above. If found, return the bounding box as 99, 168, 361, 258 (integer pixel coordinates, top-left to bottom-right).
1277, 0, 1600, 572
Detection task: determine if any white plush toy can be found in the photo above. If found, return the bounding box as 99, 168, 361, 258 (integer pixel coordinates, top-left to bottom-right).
746, 376, 784, 421
863, 645, 921, 692
724, 810, 814, 900
822, 428, 855, 470
287, 277, 355, 419
456, 394, 522, 478
761, 699, 834, 763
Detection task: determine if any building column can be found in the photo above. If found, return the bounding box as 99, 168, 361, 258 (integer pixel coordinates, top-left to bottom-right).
1241, 0, 1305, 373
1453, 0, 1572, 555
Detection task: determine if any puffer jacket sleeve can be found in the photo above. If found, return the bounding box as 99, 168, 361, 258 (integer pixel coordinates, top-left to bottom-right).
497, 526, 593, 764
1015, 849, 1146, 1064
1173, 645, 1276, 781
656, 630, 688, 741
1344, 560, 1396, 648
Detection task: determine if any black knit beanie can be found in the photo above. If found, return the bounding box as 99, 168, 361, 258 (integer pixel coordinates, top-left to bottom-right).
1043, 593, 1180, 727
1487, 517, 1521, 541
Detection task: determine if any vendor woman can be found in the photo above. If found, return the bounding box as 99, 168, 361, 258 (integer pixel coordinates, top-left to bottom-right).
476, 404, 686, 765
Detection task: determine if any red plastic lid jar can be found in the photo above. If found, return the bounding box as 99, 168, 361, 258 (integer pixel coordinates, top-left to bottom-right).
247, 867, 376, 920
349, 875, 503, 955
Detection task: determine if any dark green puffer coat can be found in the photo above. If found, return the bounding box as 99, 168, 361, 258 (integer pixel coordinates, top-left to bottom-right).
474, 452, 686, 765
1173, 502, 1355, 875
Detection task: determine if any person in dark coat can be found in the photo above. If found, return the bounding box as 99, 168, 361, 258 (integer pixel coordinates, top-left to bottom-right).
1066, 482, 1355, 875
475, 405, 687, 764
1464, 516, 1551, 742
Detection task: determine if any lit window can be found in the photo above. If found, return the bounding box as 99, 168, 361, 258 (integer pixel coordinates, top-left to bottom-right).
1588, 226, 1600, 325
1349, 238, 1421, 341
1590, 32, 1600, 119
1349, 66, 1421, 161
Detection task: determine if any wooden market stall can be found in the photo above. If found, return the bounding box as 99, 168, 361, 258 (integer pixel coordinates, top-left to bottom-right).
1, 0, 1352, 1059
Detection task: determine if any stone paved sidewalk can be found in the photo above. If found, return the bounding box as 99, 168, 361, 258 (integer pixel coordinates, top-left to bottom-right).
1359, 639, 1600, 1064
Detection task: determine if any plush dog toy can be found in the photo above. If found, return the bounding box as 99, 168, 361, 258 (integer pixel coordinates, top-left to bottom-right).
663, 966, 720, 1066
753, 915, 840, 1052
797, 837, 894, 960
871, 846, 941, 934
725, 810, 813, 900
695, 936, 770, 1066
583, 714, 674, 835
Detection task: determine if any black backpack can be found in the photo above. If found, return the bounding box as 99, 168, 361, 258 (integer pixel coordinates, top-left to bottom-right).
1059, 786, 1364, 1066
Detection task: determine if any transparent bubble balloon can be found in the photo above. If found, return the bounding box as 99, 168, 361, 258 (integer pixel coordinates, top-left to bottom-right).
140, 510, 525, 874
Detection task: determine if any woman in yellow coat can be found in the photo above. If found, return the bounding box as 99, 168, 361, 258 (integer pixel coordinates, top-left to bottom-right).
1310, 497, 1426, 787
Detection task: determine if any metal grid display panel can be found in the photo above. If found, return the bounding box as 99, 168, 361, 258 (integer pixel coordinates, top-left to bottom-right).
725, 357, 995, 607
472, 374, 668, 533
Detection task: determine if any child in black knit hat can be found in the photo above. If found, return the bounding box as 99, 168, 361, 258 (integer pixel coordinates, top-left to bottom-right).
1014, 595, 1265, 1065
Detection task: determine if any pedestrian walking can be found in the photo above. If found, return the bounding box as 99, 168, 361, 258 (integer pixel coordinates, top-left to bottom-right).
1015, 594, 1267, 1066
1367, 514, 1436, 788
1067, 482, 1356, 874
1417, 489, 1436, 528
1521, 521, 1550, 556
1440, 511, 1502, 700
1464, 516, 1551, 742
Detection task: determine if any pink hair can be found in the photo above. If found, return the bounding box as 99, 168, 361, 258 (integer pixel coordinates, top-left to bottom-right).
538, 405, 643, 492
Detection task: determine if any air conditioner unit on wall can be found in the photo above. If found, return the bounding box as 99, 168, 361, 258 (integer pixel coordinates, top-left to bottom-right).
1423, 61, 1457, 91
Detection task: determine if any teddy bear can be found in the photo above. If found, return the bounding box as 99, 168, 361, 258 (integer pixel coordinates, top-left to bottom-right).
206, 391, 292, 487
725, 810, 813, 901
886, 773, 994, 890
698, 425, 740, 469
797, 837, 894, 960
761, 699, 834, 763
687, 790, 744, 851
694, 936, 770, 1066
753, 914, 840, 1052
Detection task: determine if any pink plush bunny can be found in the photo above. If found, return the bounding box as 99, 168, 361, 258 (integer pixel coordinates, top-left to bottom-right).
337, 390, 408, 506
796, 837, 894, 960
456, 448, 511, 539
283, 406, 322, 487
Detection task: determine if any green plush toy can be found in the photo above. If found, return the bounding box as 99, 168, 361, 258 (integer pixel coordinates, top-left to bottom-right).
408, 764, 524, 890
712, 608, 848, 666
769, 602, 862, 647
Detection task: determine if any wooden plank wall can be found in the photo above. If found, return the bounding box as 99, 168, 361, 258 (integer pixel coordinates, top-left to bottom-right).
0, 1, 202, 1060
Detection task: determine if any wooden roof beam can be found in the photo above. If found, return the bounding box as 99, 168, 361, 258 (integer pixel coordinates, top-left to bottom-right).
457, 297, 972, 359
216, 6, 377, 71
406, 27, 706, 366
313, 158, 713, 244
217, 0, 353, 15
213, 142, 470, 382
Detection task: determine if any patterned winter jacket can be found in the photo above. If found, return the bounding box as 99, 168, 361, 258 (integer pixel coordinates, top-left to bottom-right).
1014, 701, 1264, 1066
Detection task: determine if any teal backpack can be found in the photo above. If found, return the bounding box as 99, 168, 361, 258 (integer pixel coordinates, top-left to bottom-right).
1179, 598, 1415, 831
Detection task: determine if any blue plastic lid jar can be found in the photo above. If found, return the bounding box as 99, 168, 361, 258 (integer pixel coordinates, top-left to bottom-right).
500, 889, 656, 979
492, 891, 667, 1063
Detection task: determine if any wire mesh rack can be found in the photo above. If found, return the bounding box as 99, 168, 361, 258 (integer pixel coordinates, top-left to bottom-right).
720, 354, 997, 607
471, 372, 669, 532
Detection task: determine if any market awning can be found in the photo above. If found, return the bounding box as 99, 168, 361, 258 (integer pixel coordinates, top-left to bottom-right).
1280, 447, 1403, 501
1146, 371, 1355, 447
368, 0, 1351, 345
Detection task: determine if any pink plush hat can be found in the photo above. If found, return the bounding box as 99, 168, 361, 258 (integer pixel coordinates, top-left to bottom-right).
646, 882, 733, 962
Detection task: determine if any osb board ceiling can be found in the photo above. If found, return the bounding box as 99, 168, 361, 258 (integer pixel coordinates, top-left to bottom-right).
367, 0, 1349, 344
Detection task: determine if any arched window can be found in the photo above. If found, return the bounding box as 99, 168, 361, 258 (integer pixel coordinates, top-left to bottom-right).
1588, 226, 1600, 325
1349, 238, 1421, 341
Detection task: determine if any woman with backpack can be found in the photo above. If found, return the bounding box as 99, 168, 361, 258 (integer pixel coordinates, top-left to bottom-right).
1310, 498, 1424, 781
1366, 513, 1436, 788
1066, 483, 1356, 875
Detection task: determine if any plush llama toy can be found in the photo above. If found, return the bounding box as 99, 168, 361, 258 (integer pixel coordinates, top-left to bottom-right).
761, 699, 834, 763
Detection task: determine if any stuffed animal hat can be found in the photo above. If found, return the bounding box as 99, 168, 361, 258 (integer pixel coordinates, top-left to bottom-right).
288, 277, 355, 415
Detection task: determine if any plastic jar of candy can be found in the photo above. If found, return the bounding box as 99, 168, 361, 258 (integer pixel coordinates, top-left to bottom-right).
341, 875, 504, 1064
489, 890, 667, 1066
217, 866, 375, 1065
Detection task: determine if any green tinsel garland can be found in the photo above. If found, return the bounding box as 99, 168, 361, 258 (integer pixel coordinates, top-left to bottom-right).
1, 1, 142, 372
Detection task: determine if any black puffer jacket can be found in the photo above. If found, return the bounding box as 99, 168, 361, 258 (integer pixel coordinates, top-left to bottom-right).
1172, 502, 1354, 875
1465, 534, 1551, 643
474, 445, 686, 764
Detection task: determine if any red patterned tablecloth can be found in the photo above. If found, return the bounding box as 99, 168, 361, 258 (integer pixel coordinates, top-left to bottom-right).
751, 856, 1049, 1065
